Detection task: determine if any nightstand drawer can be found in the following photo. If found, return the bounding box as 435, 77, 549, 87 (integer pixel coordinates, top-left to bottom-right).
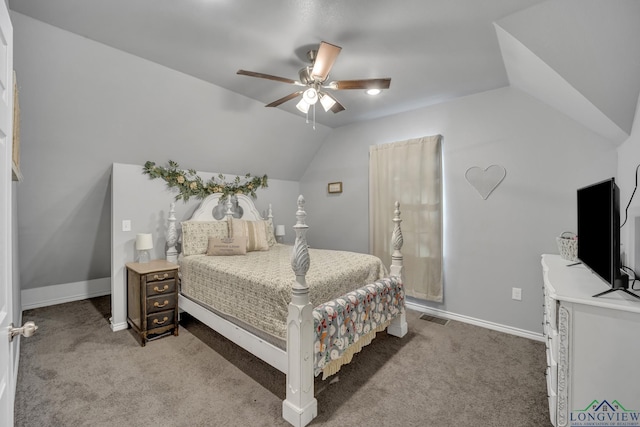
146, 270, 176, 283
147, 310, 174, 329
146, 294, 176, 314
146, 280, 176, 297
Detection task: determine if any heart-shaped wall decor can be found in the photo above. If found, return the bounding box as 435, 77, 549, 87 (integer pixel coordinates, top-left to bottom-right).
465, 165, 507, 200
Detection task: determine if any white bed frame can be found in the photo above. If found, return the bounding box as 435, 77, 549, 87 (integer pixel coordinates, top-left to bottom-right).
175, 193, 407, 427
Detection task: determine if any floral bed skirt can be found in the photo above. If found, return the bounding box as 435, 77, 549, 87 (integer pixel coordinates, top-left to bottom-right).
313, 276, 405, 379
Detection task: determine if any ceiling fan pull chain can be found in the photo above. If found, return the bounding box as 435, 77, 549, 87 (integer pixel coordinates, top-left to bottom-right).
313, 103, 316, 130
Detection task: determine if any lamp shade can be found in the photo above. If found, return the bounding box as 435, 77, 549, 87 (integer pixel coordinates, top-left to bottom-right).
296, 98, 310, 113
275, 225, 286, 237
320, 93, 336, 112
303, 88, 318, 105
135, 233, 153, 251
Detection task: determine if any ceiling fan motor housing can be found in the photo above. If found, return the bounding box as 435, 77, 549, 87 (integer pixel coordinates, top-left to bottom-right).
299, 65, 325, 86
299, 66, 313, 85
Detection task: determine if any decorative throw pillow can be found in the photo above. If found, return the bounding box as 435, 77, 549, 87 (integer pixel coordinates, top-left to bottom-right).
206, 236, 247, 256
266, 218, 277, 247
230, 218, 270, 252
181, 220, 229, 256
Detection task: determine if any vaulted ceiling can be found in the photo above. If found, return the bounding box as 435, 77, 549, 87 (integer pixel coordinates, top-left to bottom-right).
9, 0, 640, 142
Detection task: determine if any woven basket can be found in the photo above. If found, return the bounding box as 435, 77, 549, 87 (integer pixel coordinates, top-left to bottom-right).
556, 231, 578, 261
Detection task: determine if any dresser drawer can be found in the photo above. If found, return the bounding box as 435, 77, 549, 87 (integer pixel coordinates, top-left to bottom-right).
147, 310, 174, 329
146, 279, 176, 297
147, 293, 176, 314
146, 270, 177, 283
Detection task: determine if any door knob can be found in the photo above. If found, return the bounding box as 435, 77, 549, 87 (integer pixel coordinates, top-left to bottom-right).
9, 321, 38, 342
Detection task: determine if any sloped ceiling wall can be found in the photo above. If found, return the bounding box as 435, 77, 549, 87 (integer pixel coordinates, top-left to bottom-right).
495, 0, 640, 144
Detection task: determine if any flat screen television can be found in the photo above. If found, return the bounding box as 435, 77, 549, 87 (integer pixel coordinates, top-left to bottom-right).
577, 178, 639, 299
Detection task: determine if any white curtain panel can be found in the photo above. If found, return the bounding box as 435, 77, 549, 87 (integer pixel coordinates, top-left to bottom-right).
369, 135, 443, 302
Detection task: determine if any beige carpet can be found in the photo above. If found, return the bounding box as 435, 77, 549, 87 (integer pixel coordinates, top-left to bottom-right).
14, 296, 551, 426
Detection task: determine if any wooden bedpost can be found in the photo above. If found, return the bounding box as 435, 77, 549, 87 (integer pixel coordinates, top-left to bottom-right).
387, 201, 408, 338
282, 195, 317, 427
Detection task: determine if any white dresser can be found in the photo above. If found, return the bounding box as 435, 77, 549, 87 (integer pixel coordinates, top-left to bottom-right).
541, 254, 640, 427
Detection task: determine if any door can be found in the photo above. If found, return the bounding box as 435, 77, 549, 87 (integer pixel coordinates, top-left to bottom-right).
0, 1, 13, 424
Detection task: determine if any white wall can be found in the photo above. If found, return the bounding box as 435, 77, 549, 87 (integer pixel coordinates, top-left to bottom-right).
12, 12, 329, 293
110, 162, 300, 330
617, 95, 640, 274
301, 87, 618, 335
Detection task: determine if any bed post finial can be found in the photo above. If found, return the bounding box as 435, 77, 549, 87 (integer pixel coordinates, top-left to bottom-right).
290, 195, 309, 277
387, 201, 408, 338
283, 194, 317, 427
390, 201, 403, 278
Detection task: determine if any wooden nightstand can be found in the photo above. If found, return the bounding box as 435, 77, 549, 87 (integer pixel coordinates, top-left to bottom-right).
126, 260, 179, 346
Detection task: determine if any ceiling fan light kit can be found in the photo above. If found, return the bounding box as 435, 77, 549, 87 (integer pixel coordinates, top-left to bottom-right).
237, 41, 391, 127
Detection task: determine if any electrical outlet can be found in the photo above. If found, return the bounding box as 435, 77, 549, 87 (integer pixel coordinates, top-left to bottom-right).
122, 220, 131, 232
512, 287, 522, 301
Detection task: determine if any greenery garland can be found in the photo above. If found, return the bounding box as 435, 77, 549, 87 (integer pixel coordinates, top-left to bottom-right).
143, 160, 268, 202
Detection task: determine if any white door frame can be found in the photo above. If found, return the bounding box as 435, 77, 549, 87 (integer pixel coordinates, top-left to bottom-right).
0, 1, 15, 425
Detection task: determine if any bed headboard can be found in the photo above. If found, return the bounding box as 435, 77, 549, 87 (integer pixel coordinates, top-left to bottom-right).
189, 193, 268, 222
166, 193, 271, 262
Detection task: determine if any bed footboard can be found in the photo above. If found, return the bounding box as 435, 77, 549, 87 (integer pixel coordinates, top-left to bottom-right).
283, 196, 405, 427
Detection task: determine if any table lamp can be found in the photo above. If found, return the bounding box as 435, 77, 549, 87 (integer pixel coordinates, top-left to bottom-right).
136, 233, 153, 263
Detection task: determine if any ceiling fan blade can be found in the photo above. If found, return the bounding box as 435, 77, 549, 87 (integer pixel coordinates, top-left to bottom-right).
332, 78, 391, 90
265, 91, 302, 107
311, 41, 342, 82
237, 69, 298, 85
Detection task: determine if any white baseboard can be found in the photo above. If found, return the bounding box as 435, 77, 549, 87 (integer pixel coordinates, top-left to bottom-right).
405, 301, 545, 342
21, 277, 111, 311
110, 321, 128, 332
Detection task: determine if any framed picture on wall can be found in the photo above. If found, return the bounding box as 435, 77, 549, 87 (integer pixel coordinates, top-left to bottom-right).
328, 182, 342, 194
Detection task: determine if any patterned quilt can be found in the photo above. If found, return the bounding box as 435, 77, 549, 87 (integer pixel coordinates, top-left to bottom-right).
179, 244, 388, 342
313, 276, 405, 378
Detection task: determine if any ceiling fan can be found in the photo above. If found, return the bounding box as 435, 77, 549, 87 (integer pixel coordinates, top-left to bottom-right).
237, 41, 391, 115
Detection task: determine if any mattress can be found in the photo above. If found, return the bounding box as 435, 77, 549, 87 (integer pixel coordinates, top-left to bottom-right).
179, 244, 388, 343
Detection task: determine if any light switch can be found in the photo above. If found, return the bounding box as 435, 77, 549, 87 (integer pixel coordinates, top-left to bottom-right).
122, 220, 131, 232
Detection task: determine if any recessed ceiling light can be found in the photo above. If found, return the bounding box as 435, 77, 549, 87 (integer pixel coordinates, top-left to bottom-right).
366, 88, 381, 96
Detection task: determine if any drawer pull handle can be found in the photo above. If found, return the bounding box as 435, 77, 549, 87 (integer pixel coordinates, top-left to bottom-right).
153, 273, 169, 280
154, 300, 169, 308
153, 317, 169, 325
153, 285, 169, 293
